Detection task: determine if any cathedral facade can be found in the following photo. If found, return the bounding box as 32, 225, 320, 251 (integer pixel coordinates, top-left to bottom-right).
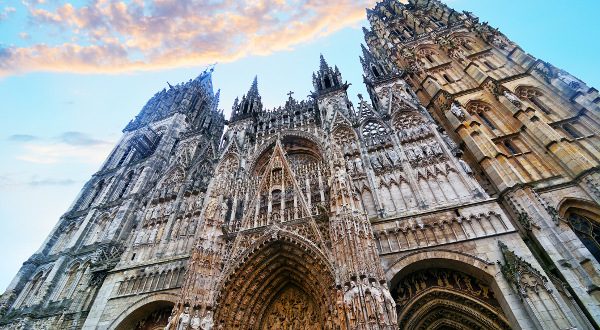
2, 0, 600, 329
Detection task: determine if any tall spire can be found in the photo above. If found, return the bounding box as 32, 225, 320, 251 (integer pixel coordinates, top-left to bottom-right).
248, 75, 259, 97
229, 76, 263, 122
313, 54, 347, 95
319, 54, 329, 72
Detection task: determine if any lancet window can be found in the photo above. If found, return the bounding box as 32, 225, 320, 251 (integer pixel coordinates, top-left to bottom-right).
468, 102, 498, 131
568, 213, 600, 263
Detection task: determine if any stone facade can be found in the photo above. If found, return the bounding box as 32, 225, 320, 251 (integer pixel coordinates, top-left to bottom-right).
1, 0, 600, 329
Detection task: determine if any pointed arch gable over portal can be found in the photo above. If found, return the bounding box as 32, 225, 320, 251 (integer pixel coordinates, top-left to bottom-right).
214, 229, 336, 329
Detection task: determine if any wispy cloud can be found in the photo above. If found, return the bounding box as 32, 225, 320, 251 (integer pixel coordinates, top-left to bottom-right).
8, 134, 39, 142
58, 131, 106, 146
0, 0, 377, 77
0, 175, 13, 188
28, 177, 76, 186
0, 174, 77, 188
11, 131, 114, 164
0, 6, 16, 21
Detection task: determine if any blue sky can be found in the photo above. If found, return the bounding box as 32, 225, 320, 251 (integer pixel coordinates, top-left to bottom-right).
0, 0, 599, 291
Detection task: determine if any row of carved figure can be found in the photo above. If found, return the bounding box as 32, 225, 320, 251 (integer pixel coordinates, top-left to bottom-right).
166, 307, 213, 330
339, 278, 398, 328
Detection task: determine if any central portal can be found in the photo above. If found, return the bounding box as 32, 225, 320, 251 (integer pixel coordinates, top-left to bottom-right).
260, 285, 320, 329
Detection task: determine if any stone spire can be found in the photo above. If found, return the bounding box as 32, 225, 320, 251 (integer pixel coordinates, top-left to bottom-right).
248, 75, 259, 98
230, 76, 263, 122
312, 54, 348, 96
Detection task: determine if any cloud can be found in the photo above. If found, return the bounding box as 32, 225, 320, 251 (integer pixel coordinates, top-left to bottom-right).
0, 0, 378, 77
0, 174, 76, 188
12, 131, 114, 164
58, 131, 106, 146
0, 6, 16, 21
28, 177, 76, 186
16, 141, 113, 164
8, 134, 39, 142
0, 175, 13, 188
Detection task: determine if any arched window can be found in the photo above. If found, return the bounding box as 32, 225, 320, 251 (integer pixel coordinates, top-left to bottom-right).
324, 76, 332, 89
568, 213, 600, 263
362, 121, 390, 148
517, 87, 552, 115
463, 42, 473, 51
372, 66, 380, 78
467, 102, 497, 131
479, 112, 496, 130
57, 263, 80, 300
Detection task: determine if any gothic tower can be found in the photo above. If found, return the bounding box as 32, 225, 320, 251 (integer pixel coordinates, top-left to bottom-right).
1, 1, 600, 329
0, 68, 225, 329
363, 0, 600, 328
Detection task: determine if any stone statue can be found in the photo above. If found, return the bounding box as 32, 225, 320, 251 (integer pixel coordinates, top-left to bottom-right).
450, 102, 466, 121
219, 201, 228, 220
177, 307, 191, 330
387, 149, 400, 165
557, 70, 584, 91
379, 282, 398, 325
458, 158, 473, 175
200, 311, 213, 330
346, 159, 355, 173
165, 310, 176, 330
354, 158, 364, 173
190, 310, 201, 330
440, 131, 458, 151
370, 154, 383, 170
503, 91, 522, 108
343, 284, 357, 329
204, 200, 218, 219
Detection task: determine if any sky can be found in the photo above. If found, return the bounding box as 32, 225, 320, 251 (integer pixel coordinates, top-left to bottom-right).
1, 0, 599, 292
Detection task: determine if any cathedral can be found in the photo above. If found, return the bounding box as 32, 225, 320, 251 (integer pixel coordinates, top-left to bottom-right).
2, 0, 600, 329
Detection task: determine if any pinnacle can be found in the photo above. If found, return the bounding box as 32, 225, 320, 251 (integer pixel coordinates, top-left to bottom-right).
248, 75, 259, 96
319, 54, 329, 71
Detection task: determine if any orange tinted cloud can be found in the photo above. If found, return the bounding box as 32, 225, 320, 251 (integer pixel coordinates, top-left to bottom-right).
1, 0, 378, 77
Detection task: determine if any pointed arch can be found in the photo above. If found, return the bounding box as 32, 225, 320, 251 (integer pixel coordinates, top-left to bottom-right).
557, 197, 600, 263
386, 250, 513, 330
465, 100, 501, 131
110, 293, 178, 330
215, 229, 336, 329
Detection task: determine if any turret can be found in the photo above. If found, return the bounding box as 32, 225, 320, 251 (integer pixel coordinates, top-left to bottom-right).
312, 54, 348, 96
230, 76, 263, 122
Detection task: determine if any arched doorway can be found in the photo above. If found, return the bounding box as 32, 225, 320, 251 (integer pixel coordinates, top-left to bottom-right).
388, 256, 511, 330
215, 233, 336, 329
114, 300, 174, 330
